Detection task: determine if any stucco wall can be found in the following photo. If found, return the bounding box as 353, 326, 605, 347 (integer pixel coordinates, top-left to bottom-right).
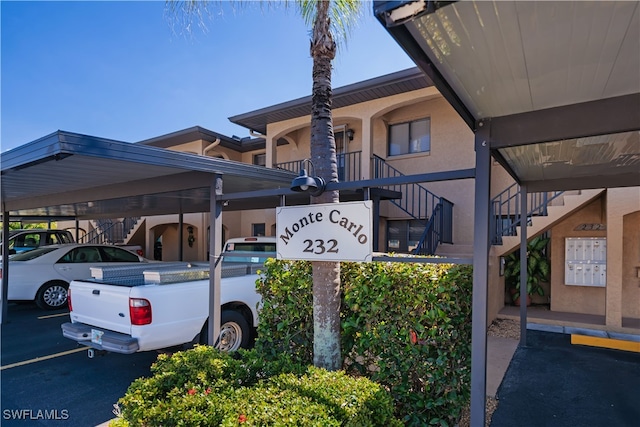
257, 89, 519, 254
606, 188, 640, 326
623, 210, 640, 319
232, 209, 276, 238
221, 211, 242, 242
550, 197, 607, 315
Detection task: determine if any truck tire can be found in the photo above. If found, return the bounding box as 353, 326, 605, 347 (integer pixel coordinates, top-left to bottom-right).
36, 281, 68, 310
217, 310, 251, 352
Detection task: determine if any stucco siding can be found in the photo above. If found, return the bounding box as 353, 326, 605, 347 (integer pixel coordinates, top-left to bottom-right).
550, 198, 607, 315
623, 210, 640, 319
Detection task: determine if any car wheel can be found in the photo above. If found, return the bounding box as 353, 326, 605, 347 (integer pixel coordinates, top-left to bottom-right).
36, 281, 69, 310
216, 310, 251, 352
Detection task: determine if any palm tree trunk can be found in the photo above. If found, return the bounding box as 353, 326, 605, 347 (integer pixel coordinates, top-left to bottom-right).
309, 0, 341, 371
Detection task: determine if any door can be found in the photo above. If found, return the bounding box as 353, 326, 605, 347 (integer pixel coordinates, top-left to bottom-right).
335, 130, 347, 181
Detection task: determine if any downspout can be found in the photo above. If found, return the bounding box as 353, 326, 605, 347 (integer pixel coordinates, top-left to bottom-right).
249, 129, 265, 138
203, 138, 221, 156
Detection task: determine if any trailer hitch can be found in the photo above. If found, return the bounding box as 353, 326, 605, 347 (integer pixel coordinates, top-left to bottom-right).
87, 348, 107, 358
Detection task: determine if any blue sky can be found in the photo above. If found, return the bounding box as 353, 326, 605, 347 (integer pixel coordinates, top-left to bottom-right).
1, 1, 416, 152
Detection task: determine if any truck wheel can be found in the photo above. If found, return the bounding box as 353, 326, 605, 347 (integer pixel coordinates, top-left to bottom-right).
36, 281, 68, 310
217, 310, 251, 352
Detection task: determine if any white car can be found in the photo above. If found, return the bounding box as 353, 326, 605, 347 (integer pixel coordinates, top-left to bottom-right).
1, 243, 147, 310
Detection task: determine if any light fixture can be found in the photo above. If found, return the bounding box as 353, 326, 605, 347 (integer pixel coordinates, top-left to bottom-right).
290, 159, 326, 196
380, 0, 429, 27
346, 129, 355, 141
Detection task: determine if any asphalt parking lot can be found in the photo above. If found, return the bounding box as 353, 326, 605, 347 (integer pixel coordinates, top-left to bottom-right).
491, 329, 640, 427
1, 303, 158, 426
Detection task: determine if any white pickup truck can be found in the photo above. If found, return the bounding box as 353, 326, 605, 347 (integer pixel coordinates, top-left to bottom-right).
61, 237, 276, 355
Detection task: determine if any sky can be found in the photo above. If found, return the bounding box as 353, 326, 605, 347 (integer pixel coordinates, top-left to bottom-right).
1, 1, 416, 152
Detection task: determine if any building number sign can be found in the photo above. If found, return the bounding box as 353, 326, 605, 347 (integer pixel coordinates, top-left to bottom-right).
276, 201, 373, 262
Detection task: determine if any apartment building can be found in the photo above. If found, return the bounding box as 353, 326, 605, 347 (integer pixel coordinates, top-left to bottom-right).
63, 67, 639, 334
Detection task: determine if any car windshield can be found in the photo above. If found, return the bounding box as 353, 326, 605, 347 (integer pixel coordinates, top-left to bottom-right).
10, 247, 58, 261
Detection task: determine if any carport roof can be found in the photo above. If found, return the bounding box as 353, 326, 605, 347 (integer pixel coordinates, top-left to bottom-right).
375, 0, 640, 192
373, 2, 640, 426
0, 130, 297, 219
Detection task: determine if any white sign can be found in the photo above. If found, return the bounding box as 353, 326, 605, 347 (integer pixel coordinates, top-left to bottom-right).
276, 201, 373, 262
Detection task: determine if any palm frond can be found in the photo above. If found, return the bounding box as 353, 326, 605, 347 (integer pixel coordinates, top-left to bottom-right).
295, 0, 365, 50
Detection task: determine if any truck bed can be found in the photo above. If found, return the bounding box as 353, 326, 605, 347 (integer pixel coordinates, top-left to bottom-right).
63, 260, 264, 353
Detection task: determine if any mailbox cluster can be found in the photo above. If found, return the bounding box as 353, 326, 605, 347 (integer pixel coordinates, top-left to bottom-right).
564, 237, 607, 287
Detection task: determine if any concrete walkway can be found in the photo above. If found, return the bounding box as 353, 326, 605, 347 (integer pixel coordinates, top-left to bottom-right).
487, 335, 519, 398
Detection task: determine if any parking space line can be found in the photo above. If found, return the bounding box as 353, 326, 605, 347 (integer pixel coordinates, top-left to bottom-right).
0, 347, 88, 371
38, 312, 69, 319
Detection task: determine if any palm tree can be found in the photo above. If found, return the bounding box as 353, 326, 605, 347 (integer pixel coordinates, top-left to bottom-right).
168, 0, 362, 371
299, 0, 361, 372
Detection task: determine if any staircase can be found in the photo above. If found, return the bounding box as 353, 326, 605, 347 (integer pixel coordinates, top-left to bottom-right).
491, 185, 606, 256
80, 217, 141, 245
276, 154, 453, 255
372, 155, 453, 255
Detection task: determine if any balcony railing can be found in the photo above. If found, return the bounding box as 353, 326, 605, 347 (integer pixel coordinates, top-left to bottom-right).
275, 151, 361, 182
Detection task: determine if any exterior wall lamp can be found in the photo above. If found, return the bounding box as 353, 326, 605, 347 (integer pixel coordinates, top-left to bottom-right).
346, 128, 355, 141
290, 159, 326, 196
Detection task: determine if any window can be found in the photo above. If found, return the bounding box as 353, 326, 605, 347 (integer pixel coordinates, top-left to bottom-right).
229, 243, 276, 252
388, 118, 430, 156
252, 223, 265, 236
99, 246, 141, 262
66, 247, 102, 263
253, 153, 266, 166
387, 220, 425, 253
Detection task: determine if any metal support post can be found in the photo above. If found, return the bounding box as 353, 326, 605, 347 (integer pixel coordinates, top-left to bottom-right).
208, 175, 224, 347
519, 184, 528, 346
470, 120, 491, 426
1, 212, 9, 324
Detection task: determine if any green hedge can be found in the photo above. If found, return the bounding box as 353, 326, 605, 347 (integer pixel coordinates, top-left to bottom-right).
255, 259, 473, 426
112, 346, 401, 427
114, 259, 472, 427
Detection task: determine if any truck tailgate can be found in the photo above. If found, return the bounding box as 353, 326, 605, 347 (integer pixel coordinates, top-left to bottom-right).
69, 280, 133, 335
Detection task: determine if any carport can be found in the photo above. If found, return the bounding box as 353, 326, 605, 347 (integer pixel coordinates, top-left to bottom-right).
0, 131, 299, 343
373, 1, 639, 425
0, 129, 475, 343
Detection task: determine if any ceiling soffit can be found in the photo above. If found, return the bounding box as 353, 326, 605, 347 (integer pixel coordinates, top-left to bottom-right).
375, 1, 640, 190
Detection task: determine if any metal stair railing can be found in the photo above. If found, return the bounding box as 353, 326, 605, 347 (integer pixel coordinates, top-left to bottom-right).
373, 155, 442, 221
373, 155, 453, 255
80, 217, 140, 244
276, 154, 453, 255
413, 198, 454, 255
491, 183, 564, 245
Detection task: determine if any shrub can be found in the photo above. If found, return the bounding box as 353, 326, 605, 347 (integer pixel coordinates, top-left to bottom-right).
113, 346, 400, 426
254, 260, 315, 363
255, 259, 473, 426
114, 260, 472, 426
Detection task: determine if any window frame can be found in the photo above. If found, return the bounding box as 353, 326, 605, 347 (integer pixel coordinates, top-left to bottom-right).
252, 223, 266, 237
387, 117, 431, 157
386, 219, 425, 254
